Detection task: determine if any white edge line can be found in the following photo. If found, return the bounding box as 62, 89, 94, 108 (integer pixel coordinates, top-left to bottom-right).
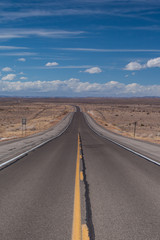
0, 112, 74, 169
84, 113, 160, 167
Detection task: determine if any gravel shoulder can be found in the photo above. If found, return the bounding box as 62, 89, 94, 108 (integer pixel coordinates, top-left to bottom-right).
0, 112, 74, 165
84, 112, 160, 164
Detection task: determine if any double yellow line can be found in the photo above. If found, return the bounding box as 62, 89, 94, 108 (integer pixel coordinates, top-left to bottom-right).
72, 134, 89, 240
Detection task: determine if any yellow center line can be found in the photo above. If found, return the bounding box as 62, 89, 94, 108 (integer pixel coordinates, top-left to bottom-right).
82, 224, 90, 240
72, 134, 81, 240
80, 171, 84, 181
72, 134, 90, 240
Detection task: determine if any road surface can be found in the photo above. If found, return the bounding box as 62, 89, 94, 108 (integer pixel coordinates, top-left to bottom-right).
0, 108, 160, 239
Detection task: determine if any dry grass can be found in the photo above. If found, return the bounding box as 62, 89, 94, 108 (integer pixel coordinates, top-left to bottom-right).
79, 98, 160, 144
0, 98, 73, 141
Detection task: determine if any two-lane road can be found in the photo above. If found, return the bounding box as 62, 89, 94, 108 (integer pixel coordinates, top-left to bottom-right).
0, 108, 160, 239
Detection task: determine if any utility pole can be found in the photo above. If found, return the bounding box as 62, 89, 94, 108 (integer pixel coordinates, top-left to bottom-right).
134, 121, 137, 138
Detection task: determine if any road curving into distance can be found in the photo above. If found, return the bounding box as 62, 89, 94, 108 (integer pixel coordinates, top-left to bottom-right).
0, 106, 160, 240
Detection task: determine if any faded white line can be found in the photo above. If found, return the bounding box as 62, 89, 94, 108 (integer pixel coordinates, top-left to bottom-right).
84, 114, 160, 167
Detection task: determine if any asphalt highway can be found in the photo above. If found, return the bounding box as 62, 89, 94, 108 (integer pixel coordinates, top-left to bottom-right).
0, 108, 160, 239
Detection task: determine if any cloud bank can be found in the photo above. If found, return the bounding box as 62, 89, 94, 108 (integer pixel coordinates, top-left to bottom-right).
0, 78, 160, 97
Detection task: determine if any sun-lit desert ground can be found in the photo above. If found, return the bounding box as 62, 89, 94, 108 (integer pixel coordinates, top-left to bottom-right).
0, 98, 73, 141
1, 97, 160, 144
79, 98, 160, 144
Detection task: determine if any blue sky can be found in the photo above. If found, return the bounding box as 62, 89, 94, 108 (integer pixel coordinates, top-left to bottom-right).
1, 0, 160, 97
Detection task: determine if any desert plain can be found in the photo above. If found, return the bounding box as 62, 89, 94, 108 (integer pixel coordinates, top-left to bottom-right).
0, 97, 160, 145
0, 98, 73, 141
79, 98, 160, 144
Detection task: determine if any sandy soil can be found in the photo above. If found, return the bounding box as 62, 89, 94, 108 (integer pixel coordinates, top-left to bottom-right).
0, 98, 73, 141
79, 98, 160, 144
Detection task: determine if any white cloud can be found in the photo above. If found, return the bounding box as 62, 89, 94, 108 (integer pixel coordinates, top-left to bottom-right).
124, 61, 143, 71
1, 74, 16, 81
146, 57, 160, 68
45, 62, 59, 67
20, 76, 28, 80
0, 45, 28, 50
2, 67, 12, 72
54, 48, 160, 53
0, 52, 35, 56
18, 58, 26, 62
0, 29, 84, 39
125, 57, 160, 71
0, 2, 159, 24
1, 78, 160, 97
41, 65, 91, 69
85, 67, 102, 74
0, 9, 106, 22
